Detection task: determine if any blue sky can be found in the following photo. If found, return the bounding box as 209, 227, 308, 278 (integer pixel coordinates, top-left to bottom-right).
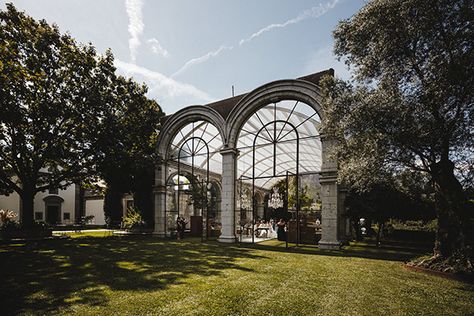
1, 0, 366, 114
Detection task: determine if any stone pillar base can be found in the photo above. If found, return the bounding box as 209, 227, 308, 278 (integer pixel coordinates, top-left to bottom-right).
318, 240, 341, 249
339, 238, 350, 246
218, 235, 238, 243
152, 231, 167, 238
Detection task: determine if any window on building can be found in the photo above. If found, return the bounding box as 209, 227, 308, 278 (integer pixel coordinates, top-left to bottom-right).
63, 212, 70, 220
34, 212, 43, 220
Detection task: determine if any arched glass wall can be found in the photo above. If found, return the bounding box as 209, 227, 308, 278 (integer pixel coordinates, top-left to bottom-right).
165, 121, 223, 239
235, 100, 323, 243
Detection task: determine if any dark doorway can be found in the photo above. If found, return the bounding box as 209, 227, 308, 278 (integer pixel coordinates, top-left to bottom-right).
46, 205, 60, 224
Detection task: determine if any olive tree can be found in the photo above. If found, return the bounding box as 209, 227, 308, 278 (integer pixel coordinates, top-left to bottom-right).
322, 0, 473, 258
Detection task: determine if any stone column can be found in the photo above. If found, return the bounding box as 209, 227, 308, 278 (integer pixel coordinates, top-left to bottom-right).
318, 135, 341, 249
218, 148, 238, 243
153, 158, 167, 237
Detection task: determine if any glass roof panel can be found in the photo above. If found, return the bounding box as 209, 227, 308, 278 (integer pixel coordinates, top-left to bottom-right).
169, 120, 223, 175
236, 100, 321, 189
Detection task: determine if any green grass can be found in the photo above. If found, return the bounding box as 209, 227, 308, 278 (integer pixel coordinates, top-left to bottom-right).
1, 236, 472, 316
52, 230, 114, 239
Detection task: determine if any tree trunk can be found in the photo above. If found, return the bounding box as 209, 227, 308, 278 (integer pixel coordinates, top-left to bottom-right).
353, 220, 362, 241
103, 184, 124, 227
430, 159, 467, 258
20, 188, 35, 230
376, 222, 384, 247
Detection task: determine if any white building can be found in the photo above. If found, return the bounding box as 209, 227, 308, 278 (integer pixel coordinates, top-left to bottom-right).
0, 183, 133, 226
0, 185, 79, 225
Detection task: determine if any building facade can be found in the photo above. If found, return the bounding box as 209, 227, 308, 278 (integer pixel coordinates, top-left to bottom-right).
0, 184, 80, 225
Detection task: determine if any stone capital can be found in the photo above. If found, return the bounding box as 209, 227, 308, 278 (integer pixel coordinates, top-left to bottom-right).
152, 185, 167, 194
319, 171, 338, 183
219, 147, 239, 156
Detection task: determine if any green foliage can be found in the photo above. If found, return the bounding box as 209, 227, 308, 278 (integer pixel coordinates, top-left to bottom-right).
346, 182, 436, 225
410, 248, 473, 275
187, 181, 210, 211
323, 0, 473, 257
0, 219, 20, 232
91, 56, 163, 228
390, 219, 438, 232
0, 4, 112, 226
0, 220, 51, 240
272, 176, 314, 210
0, 4, 163, 228
323, 0, 473, 189
0, 4, 107, 193
103, 185, 125, 226
121, 207, 145, 230
0, 209, 16, 226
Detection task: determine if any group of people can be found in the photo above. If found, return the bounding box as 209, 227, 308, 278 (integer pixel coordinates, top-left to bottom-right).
253, 220, 275, 238
240, 218, 287, 241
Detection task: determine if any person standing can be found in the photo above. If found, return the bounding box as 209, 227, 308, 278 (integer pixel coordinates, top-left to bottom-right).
277, 218, 286, 241
176, 216, 187, 240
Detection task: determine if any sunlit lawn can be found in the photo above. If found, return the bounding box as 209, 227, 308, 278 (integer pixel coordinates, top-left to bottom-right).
1, 235, 472, 316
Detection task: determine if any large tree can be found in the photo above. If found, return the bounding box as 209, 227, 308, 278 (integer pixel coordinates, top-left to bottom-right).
322, 0, 473, 258
345, 178, 435, 244
0, 4, 113, 228
94, 73, 163, 227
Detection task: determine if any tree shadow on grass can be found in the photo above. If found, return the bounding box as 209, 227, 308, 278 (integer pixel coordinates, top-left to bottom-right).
239, 238, 432, 262
0, 236, 266, 315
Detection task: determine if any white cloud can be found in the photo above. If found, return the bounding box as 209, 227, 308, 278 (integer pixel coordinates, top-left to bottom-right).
239, 0, 340, 46
114, 59, 213, 106
147, 38, 169, 57
172, 45, 233, 78
125, 0, 144, 63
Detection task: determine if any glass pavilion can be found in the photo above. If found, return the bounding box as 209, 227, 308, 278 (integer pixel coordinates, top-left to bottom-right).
154, 69, 349, 248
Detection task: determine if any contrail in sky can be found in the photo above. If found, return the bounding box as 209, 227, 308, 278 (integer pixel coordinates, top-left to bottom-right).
173, 0, 341, 77
239, 0, 340, 46
172, 45, 234, 78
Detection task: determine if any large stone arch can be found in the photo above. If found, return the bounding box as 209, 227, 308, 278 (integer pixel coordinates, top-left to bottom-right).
226, 79, 324, 149
222, 78, 343, 248
153, 69, 346, 248
154, 105, 226, 237
157, 105, 226, 158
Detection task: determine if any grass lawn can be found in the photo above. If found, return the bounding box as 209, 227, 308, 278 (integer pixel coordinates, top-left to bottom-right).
1, 235, 472, 316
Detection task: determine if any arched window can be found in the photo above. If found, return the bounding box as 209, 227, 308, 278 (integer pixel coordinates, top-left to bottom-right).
165, 121, 223, 239
235, 100, 323, 243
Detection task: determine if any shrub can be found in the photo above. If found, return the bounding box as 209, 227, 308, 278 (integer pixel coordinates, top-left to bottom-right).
76, 215, 95, 225
0, 209, 17, 227
122, 207, 145, 230
0, 220, 52, 240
